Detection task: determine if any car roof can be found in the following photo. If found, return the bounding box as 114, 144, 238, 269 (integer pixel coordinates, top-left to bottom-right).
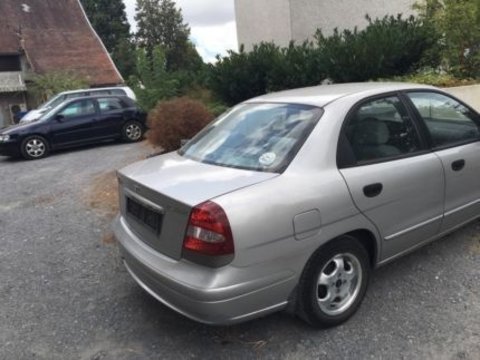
64, 94, 130, 101
246, 82, 436, 107
58, 86, 128, 96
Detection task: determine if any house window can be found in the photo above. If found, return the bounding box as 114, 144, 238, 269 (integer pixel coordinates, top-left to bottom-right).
0, 56, 21, 72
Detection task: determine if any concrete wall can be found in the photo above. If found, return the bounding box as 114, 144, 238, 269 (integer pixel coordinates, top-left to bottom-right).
290, 0, 415, 40
235, 0, 292, 49
235, 0, 416, 50
443, 85, 480, 112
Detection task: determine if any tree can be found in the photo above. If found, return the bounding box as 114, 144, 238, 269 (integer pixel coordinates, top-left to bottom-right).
415, 0, 480, 77
80, 0, 136, 78
30, 72, 88, 103
129, 46, 180, 110
81, 0, 131, 53
135, 0, 203, 71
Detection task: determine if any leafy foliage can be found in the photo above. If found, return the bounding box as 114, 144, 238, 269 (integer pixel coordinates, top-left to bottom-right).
316, 15, 438, 82
135, 0, 203, 72
80, 0, 130, 52
146, 97, 214, 152
80, 0, 134, 78
415, 0, 480, 77
382, 68, 476, 87
209, 15, 437, 105
29, 72, 88, 103
128, 47, 180, 111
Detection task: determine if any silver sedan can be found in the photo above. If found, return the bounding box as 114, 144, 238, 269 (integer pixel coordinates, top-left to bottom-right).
113, 83, 480, 327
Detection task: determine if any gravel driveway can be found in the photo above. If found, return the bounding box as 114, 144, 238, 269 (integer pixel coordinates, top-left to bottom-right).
1, 142, 479, 360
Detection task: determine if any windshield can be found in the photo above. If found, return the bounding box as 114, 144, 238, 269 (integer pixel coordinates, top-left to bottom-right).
37, 101, 70, 122
179, 103, 323, 173
38, 94, 64, 110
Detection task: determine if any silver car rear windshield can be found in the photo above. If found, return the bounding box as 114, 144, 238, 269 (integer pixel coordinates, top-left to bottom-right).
179, 103, 323, 173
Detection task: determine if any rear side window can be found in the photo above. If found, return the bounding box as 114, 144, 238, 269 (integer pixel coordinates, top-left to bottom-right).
407, 92, 480, 147
58, 100, 96, 119
339, 96, 422, 166
98, 98, 124, 113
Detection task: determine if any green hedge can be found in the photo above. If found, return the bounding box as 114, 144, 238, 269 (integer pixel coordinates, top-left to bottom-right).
209, 15, 438, 106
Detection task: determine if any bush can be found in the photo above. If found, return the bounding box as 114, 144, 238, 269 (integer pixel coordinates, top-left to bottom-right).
316, 15, 439, 82
128, 46, 180, 111
208, 15, 438, 105
385, 68, 476, 87
146, 97, 214, 152
184, 86, 229, 116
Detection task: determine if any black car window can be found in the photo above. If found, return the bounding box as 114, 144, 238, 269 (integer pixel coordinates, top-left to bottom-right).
407, 92, 480, 147
341, 96, 422, 165
58, 100, 96, 119
98, 98, 124, 113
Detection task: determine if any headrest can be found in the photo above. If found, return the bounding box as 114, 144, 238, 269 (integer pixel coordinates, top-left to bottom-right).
353, 118, 389, 146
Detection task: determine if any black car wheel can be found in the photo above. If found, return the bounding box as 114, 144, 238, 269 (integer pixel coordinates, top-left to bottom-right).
122, 121, 144, 142
297, 236, 370, 328
20, 135, 50, 160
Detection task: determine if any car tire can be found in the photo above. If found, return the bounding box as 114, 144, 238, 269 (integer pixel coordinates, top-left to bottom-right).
20, 135, 50, 160
297, 235, 370, 328
122, 121, 144, 142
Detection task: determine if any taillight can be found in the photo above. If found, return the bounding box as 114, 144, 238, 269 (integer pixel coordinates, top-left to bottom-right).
183, 201, 234, 256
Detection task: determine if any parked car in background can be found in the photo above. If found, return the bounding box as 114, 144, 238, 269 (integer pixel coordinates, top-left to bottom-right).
20, 86, 136, 123
0, 95, 146, 160
113, 83, 480, 327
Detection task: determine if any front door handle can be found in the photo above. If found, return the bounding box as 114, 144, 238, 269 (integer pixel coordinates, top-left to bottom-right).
451, 159, 465, 172
363, 183, 383, 198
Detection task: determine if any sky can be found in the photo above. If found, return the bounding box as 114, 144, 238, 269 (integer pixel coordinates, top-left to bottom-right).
122, 0, 238, 63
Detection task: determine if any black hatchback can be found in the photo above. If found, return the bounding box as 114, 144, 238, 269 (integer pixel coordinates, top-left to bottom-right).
0, 96, 147, 160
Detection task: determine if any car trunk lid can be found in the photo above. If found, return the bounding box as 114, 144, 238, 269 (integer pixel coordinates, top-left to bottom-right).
117, 152, 278, 260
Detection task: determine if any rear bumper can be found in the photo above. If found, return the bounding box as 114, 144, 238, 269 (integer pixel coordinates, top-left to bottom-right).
112, 215, 296, 325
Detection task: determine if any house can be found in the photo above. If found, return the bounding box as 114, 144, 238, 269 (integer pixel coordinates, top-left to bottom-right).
0, 0, 123, 127
234, 0, 416, 50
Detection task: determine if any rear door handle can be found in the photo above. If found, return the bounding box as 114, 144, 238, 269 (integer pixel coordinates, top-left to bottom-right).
451, 159, 465, 172
363, 183, 383, 198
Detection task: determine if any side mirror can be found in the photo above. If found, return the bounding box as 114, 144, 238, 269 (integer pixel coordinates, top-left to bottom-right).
55, 114, 65, 122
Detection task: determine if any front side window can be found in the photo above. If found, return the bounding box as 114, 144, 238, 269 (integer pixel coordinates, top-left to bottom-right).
180, 103, 323, 173
57, 100, 96, 119
98, 98, 124, 113
407, 92, 480, 147
342, 96, 421, 164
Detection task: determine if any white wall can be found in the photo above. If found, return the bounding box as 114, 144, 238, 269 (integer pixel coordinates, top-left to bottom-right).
290, 0, 415, 40
235, 0, 416, 50
444, 85, 480, 112
235, 0, 292, 50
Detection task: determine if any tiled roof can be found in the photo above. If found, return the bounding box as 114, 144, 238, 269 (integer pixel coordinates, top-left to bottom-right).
0, 72, 27, 92
0, 0, 123, 86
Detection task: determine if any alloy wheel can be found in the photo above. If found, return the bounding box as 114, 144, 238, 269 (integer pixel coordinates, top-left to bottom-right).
25, 138, 46, 158
125, 124, 142, 141
316, 253, 362, 316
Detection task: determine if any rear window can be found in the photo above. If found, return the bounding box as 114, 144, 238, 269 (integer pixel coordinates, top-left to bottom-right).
179, 103, 323, 173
